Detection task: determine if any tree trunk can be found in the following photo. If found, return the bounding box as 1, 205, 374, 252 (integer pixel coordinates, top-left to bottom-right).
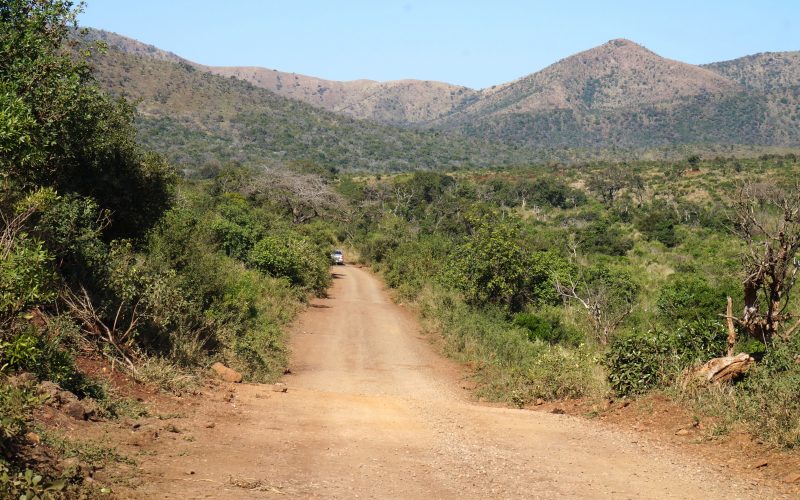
726, 296, 736, 357
685, 353, 754, 387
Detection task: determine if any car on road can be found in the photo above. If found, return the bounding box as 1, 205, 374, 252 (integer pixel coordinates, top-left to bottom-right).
330, 249, 345, 265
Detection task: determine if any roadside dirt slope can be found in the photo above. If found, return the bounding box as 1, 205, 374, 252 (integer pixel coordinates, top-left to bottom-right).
130, 266, 774, 498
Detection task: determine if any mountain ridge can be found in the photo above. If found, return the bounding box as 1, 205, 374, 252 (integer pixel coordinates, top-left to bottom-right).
82, 28, 800, 159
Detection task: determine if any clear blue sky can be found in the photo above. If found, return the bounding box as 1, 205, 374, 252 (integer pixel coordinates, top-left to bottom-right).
79, 0, 799, 89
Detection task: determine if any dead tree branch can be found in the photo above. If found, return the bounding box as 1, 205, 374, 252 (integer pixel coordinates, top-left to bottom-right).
61, 286, 139, 371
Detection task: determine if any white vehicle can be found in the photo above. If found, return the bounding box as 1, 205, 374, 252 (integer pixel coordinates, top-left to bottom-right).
330, 249, 345, 265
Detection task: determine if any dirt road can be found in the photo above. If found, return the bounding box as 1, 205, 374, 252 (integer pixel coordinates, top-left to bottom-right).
132, 265, 771, 498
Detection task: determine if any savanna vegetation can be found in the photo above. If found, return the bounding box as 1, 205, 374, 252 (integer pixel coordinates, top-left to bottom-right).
340, 155, 800, 448
3, 0, 800, 496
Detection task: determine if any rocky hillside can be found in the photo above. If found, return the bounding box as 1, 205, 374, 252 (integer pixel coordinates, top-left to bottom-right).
79, 33, 534, 171
83, 28, 800, 159
85, 29, 477, 125
461, 39, 740, 114
433, 41, 800, 149
704, 51, 800, 91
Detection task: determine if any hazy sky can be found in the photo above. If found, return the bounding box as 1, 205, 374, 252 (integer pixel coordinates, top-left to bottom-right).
79, 0, 799, 89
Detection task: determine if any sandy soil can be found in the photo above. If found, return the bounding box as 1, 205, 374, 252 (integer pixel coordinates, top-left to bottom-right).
123, 266, 782, 499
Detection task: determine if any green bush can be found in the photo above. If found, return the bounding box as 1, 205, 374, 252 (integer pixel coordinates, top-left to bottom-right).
734, 336, 800, 447
513, 310, 583, 346
0, 236, 56, 315
657, 274, 728, 323
579, 219, 633, 256
0, 379, 43, 455
607, 320, 728, 396
208, 260, 300, 381
445, 213, 571, 311
248, 234, 330, 294
636, 203, 681, 247
0, 319, 92, 397
418, 286, 604, 403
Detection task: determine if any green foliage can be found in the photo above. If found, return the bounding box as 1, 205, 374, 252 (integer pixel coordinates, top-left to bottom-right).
418, 286, 604, 403
0, 462, 67, 499
1, 0, 176, 239
657, 274, 728, 323
208, 262, 299, 381
635, 203, 681, 247
0, 235, 56, 315
579, 219, 634, 256
733, 336, 800, 446
445, 213, 570, 311
0, 380, 42, 450
382, 235, 453, 300
513, 309, 583, 346
209, 195, 265, 261
607, 320, 728, 396
248, 234, 330, 294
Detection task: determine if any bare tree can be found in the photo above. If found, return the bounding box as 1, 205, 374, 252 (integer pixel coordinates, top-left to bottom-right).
732, 182, 800, 344
245, 167, 345, 224
555, 275, 634, 345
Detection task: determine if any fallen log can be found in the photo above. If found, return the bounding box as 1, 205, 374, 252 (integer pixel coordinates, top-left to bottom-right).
685, 352, 754, 387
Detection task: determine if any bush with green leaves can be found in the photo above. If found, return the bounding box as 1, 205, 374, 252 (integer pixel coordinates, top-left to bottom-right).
579, 219, 634, 256
635, 203, 681, 247
513, 309, 583, 346
732, 335, 800, 447
417, 286, 604, 402
657, 274, 728, 323
445, 213, 571, 311
208, 261, 300, 381
382, 235, 453, 300
248, 234, 330, 295
607, 320, 728, 396
0, 379, 43, 456
0, 235, 56, 315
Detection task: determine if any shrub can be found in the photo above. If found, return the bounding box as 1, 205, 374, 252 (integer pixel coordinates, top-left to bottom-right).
417, 286, 605, 403
636, 203, 681, 247
445, 214, 571, 311
0, 379, 43, 455
579, 219, 633, 256
513, 310, 583, 346
607, 320, 727, 396
208, 261, 299, 381
0, 236, 56, 315
248, 234, 330, 294
657, 274, 728, 323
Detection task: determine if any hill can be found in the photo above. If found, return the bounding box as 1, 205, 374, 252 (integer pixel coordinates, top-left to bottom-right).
704, 51, 800, 91
80, 33, 536, 171
456, 39, 740, 115
86, 29, 477, 126
433, 40, 800, 149
83, 29, 800, 162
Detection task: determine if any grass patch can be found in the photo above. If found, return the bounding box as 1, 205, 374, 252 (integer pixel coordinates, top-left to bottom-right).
38, 429, 136, 468
416, 285, 607, 404
132, 357, 199, 396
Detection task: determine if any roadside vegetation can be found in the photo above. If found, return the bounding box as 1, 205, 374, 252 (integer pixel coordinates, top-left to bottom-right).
3, 0, 800, 496
0, 1, 342, 495
341, 157, 800, 448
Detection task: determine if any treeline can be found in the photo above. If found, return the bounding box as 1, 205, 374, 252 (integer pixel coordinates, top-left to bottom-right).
340, 157, 800, 446
0, 2, 341, 495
